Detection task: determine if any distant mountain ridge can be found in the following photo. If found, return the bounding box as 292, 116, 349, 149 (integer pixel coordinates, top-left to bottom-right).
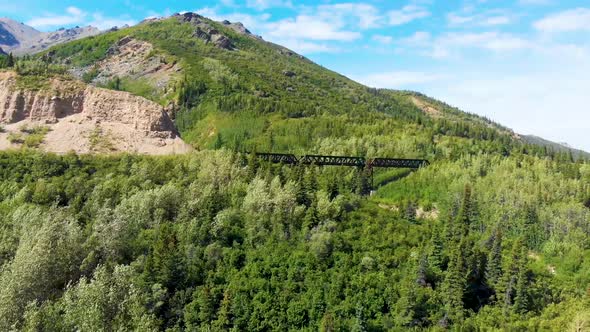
522, 135, 590, 160
0, 17, 99, 55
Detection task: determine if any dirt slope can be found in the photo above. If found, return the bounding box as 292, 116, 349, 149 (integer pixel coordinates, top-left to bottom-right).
0, 71, 192, 154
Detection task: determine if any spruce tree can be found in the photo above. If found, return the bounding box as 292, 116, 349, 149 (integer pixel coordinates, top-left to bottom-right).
501, 239, 527, 314
214, 290, 232, 329
441, 239, 468, 324
512, 265, 528, 314
7, 52, 14, 68
429, 225, 444, 273
512, 246, 529, 314
485, 228, 503, 289
456, 184, 472, 237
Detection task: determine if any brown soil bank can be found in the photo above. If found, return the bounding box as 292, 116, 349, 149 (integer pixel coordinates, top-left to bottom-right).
0, 71, 192, 155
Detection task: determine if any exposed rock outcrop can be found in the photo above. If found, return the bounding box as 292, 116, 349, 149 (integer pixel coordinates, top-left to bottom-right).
221, 20, 263, 40
411, 96, 442, 118
174, 12, 236, 50
71, 36, 181, 96
0, 71, 192, 155
282, 70, 296, 78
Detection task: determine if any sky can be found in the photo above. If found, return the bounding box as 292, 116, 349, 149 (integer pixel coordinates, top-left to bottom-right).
1, 0, 589, 151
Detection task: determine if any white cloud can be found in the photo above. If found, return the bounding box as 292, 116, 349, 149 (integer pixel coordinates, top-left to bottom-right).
26, 6, 136, 30
447, 13, 474, 25
354, 71, 444, 88
246, 0, 292, 10
400, 31, 432, 46
26, 6, 86, 29
89, 13, 136, 30
266, 15, 361, 41
372, 35, 393, 44
483, 16, 511, 26
317, 3, 382, 29
447, 11, 512, 27
428, 32, 531, 58
193, 5, 360, 54
273, 39, 340, 54
195, 7, 270, 31
388, 5, 430, 26
533, 8, 590, 32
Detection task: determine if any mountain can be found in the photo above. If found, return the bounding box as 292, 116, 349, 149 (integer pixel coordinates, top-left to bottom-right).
36, 12, 526, 156
522, 134, 590, 160
0, 18, 39, 50
0, 12, 588, 331
0, 17, 99, 55
0, 47, 5, 55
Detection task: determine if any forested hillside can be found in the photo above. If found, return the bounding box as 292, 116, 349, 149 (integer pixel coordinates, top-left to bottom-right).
0, 12, 589, 331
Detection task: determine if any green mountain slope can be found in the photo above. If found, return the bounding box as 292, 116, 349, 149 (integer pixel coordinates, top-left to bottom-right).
0, 12, 588, 331
522, 135, 590, 160
41, 13, 525, 157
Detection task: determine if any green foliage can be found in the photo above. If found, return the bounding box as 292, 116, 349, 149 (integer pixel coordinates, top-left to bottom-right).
0, 149, 586, 330
1, 14, 588, 331
7, 126, 50, 148
81, 65, 100, 83
15, 58, 67, 77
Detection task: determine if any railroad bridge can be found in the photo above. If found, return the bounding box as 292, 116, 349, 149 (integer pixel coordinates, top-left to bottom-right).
250, 152, 430, 190
253, 152, 429, 169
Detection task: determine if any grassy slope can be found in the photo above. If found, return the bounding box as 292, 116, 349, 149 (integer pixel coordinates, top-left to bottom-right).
44, 16, 518, 157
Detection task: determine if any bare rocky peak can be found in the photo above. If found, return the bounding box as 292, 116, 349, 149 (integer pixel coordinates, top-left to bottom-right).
221, 20, 262, 40
171, 12, 264, 50
0, 18, 41, 48
16, 25, 99, 55
173, 12, 235, 50
0, 17, 99, 55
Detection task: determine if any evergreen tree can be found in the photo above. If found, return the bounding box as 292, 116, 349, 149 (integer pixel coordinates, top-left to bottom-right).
355, 167, 371, 196
512, 261, 529, 315
429, 225, 444, 273
352, 303, 367, 332
456, 184, 473, 237
213, 290, 232, 329
214, 133, 224, 149
485, 228, 503, 289
7, 52, 14, 68
441, 239, 468, 324
501, 239, 527, 314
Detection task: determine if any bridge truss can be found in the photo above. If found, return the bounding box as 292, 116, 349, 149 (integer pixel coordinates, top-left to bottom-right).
251, 152, 429, 189
254, 152, 429, 169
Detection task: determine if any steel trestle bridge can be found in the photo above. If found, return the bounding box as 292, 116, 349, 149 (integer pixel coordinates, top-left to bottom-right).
252, 152, 429, 170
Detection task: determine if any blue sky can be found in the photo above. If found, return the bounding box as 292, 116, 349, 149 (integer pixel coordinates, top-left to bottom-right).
2, 0, 589, 150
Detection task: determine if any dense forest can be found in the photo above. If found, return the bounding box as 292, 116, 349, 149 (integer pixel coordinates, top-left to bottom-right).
0, 149, 588, 331
0, 13, 589, 331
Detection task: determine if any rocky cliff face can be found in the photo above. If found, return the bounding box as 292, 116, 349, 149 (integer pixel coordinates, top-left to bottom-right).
0, 72, 191, 154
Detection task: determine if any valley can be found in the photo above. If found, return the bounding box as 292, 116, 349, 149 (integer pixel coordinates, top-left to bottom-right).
0, 10, 588, 331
